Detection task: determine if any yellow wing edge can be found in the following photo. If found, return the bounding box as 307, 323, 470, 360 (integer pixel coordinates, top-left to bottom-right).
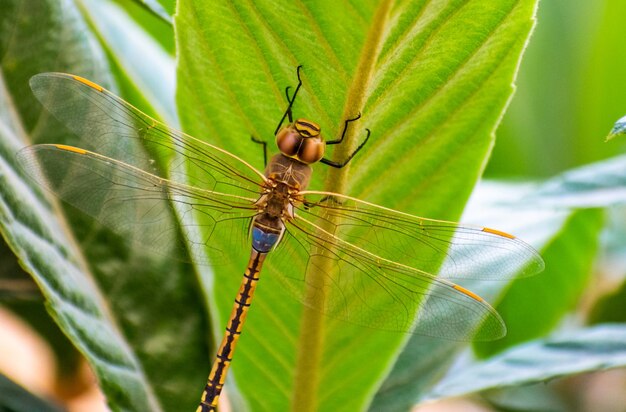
452, 284, 484, 302
482, 227, 515, 239
71, 75, 104, 92
54, 144, 87, 155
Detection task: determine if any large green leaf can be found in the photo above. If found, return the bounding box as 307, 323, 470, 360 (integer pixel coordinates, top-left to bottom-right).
176, 1, 538, 411
427, 324, 626, 400
1, 50, 158, 412
0, 1, 208, 411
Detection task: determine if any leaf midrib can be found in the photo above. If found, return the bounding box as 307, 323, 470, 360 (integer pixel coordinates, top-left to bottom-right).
290, 2, 394, 411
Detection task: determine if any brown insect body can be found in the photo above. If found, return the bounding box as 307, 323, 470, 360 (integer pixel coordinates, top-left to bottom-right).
251, 121, 319, 252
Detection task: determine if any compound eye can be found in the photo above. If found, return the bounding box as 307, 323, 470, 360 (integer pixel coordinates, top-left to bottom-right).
294, 119, 320, 138
276, 126, 302, 157
298, 137, 325, 164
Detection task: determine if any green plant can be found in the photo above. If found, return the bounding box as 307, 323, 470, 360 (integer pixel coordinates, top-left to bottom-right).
1, 1, 626, 412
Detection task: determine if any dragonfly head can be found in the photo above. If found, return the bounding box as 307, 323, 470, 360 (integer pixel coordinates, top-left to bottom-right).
276, 118, 325, 164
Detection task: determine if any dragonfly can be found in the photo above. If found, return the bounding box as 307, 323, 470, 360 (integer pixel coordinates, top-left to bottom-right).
18, 68, 544, 412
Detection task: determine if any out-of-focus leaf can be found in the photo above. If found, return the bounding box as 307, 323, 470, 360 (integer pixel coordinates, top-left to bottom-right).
489, 1, 626, 177
176, 1, 539, 411
0, 235, 81, 378
606, 114, 626, 141
426, 324, 626, 401
485, 384, 568, 412
589, 280, 626, 324
131, 0, 173, 24
0, 1, 209, 411
0, 68, 160, 412
79, 0, 177, 125
112, 0, 175, 54
523, 154, 626, 208
372, 160, 621, 410
0, 0, 114, 135
0, 374, 64, 412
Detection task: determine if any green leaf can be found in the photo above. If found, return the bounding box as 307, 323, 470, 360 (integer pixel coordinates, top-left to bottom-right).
130, 0, 173, 24
78, 0, 178, 125
176, 1, 538, 411
1, 70, 159, 412
606, 115, 626, 141
489, 1, 626, 177
589, 279, 626, 324
112, 0, 175, 54
0, 0, 115, 137
426, 324, 626, 400
0, 374, 64, 412
0, 1, 208, 411
525, 154, 626, 208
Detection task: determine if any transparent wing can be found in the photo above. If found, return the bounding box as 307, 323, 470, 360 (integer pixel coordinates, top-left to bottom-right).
28, 73, 266, 198
272, 213, 505, 341
17, 145, 259, 264
297, 191, 545, 280
20, 73, 269, 263
266, 191, 544, 339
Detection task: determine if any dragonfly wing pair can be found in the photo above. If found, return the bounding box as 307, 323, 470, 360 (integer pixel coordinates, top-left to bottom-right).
19, 73, 544, 342
20, 73, 264, 264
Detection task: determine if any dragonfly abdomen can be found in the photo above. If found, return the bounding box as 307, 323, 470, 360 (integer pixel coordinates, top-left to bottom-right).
198, 250, 267, 412
251, 223, 282, 252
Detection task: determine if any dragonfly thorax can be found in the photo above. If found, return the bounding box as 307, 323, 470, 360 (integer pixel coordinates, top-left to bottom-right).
257, 183, 292, 220
252, 180, 293, 253
264, 153, 312, 190
276, 118, 325, 164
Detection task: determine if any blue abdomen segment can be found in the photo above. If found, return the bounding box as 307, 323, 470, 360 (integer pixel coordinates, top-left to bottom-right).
252, 226, 280, 253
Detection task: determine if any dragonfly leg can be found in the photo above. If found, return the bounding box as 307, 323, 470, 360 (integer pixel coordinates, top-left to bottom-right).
303, 194, 342, 209
284, 86, 294, 123
274, 65, 304, 136
326, 113, 362, 145
250, 136, 268, 167
320, 114, 371, 168
254, 66, 304, 168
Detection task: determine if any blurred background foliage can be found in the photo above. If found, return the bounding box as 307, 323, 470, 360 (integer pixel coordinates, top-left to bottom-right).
484, 2, 626, 410
488, 0, 626, 177
1, 0, 626, 411
487, 0, 626, 355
